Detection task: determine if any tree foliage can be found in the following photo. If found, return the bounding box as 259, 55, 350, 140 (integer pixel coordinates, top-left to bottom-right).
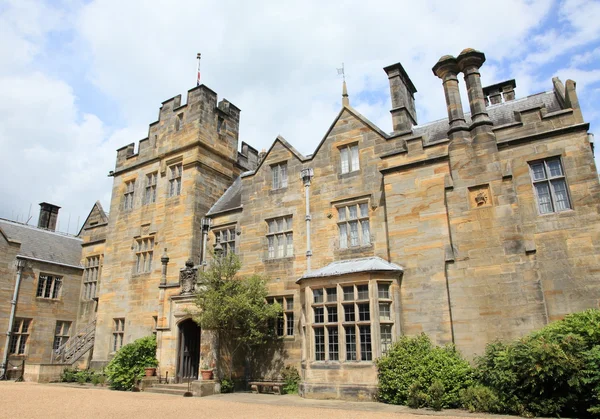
104, 336, 158, 391
193, 253, 281, 378
376, 333, 474, 408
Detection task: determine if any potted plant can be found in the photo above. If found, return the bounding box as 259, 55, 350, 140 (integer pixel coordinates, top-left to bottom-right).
144, 366, 157, 377
200, 359, 213, 380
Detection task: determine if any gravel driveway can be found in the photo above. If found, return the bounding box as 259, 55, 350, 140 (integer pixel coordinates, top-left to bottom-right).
0, 382, 509, 419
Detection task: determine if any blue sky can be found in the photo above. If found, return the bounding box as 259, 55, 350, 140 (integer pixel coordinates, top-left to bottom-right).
1, 0, 599, 233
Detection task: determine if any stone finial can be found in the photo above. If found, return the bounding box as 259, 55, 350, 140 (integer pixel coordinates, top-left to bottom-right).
179, 258, 197, 295
342, 80, 349, 107
161, 248, 169, 264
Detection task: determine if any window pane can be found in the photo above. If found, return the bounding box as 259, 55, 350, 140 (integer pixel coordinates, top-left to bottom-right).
361, 220, 370, 245
343, 286, 354, 301
285, 217, 293, 230
378, 283, 390, 299
357, 285, 369, 300
551, 179, 571, 211
379, 303, 391, 320
339, 224, 348, 249
281, 164, 288, 188
546, 159, 563, 177
349, 221, 359, 246
328, 327, 339, 361
337, 207, 346, 221
313, 289, 324, 303
531, 163, 546, 181
340, 147, 349, 174
326, 287, 337, 302
286, 297, 294, 311
359, 203, 368, 217
277, 234, 284, 258
535, 182, 553, 214
314, 308, 324, 324
345, 326, 356, 361
315, 328, 325, 361
268, 236, 274, 259
286, 313, 294, 336
348, 205, 357, 219
381, 325, 393, 355
344, 304, 355, 322
286, 233, 293, 256
327, 306, 338, 323
358, 303, 370, 321
272, 166, 279, 189
360, 325, 372, 361
350, 145, 359, 171
268, 220, 275, 233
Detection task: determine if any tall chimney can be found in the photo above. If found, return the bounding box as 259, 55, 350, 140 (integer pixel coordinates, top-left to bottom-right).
38, 202, 60, 232
383, 62, 417, 132
432, 55, 468, 135
456, 48, 492, 129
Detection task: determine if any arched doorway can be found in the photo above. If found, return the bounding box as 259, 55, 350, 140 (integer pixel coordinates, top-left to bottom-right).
176, 319, 200, 382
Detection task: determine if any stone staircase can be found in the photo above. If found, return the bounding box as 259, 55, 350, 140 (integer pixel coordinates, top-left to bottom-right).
145, 383, 192, 396
51, 320, 96, 365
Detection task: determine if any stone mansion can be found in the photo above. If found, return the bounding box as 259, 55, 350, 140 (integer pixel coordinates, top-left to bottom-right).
1, 48, 599, 399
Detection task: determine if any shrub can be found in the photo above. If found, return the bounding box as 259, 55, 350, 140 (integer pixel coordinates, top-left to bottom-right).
220, 377, 234, 393
281, 365, 301, 395
460, 385, 501, 413
429, 380, 444, 411
407, 381, 428, 409
475, 309, 600, 417
377, 334, 473, 408
60, 367, 79, 382
105, 335, 158, 391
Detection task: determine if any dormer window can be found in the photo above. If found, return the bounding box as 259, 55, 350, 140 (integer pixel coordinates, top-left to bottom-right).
340, 144, 359, 174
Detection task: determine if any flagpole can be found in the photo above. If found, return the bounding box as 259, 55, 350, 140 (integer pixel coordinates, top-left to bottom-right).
196, 53, 201, 86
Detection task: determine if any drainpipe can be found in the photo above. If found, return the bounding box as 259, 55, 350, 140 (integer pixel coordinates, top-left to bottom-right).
301, 168, 314, 273
156, 250, 169, 371
1, 258, 26, 380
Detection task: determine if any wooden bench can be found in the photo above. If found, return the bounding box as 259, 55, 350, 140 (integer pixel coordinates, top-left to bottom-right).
249, 381, 284, 395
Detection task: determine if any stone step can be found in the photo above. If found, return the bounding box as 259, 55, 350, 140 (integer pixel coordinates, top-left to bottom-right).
144, 387, 191, 396
151, 383, 190, 390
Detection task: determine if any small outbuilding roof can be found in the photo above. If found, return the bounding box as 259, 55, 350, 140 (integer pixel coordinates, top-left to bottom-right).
297, 257, 403, 283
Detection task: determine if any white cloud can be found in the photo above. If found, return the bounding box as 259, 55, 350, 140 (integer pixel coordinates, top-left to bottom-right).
3, 0, 600, 231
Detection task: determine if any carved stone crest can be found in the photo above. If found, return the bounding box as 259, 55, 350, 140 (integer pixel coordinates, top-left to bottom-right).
468, 184, 492, 209
179, 259, 197, 295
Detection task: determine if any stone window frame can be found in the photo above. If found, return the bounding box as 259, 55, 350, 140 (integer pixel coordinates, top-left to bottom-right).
339, 143, 360, 174
123, 179, 135, 210
36, 274, 62, 299
528, 157, 572, 215
267, 295, 294, 337
83, 255, 101, 300
266, 215, 293, 259
336, 200, 371, 249
112, 318, 125, 353
217, 116, 226, 134
168, 163, 183, 197
213, 225, 236, 256
309, 281, 394, 363
271, 162, 288, 190
53, 320, 71, 351
144, 172, 158, 205
135, 236, 154, 274
9, 318, 31, 355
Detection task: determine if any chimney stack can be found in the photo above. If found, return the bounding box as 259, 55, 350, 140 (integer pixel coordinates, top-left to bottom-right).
432, 55, 468, 135
456, 48, 492, 129
383, 62, 417, 133
483, 79, 516, 106
38, 202, 60, 232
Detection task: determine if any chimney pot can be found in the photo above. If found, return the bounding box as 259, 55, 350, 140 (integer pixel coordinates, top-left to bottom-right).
38, 202, 60, 232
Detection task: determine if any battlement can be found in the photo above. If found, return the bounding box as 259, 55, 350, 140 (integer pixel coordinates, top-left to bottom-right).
114, 85, 246, 174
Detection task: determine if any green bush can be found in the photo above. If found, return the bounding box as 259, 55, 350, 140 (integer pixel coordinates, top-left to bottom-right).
376, 333, 473, 408
105, 335, 158, 391
407, 381, 428, 409
429, 380, 444, 411
460, 385, 501, 413
220, 377, 234, 393
60, 367, 104, 384
281, 365, 300, 395
475, 309, 600, 417
60, 367, 79, 382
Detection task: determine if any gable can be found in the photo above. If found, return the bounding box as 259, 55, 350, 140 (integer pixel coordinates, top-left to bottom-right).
78, 201, 109, 237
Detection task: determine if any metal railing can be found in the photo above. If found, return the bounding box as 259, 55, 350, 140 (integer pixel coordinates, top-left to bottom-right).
51, 320, 96, 365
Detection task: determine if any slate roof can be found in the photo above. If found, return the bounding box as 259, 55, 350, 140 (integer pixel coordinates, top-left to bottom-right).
207, 90, 564, 215
297, 257, 403, 282
0, 219, 83, 268
206, 176, 242, 216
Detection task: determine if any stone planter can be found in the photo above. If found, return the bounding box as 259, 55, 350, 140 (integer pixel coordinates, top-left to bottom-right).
200, 369, 213, 380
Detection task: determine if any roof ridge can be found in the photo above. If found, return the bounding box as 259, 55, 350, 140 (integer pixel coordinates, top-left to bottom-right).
0, 218, 82, 241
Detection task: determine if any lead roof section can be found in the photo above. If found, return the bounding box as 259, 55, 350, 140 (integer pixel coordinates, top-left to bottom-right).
0, 219, 83, 268
297, 257, 403, 282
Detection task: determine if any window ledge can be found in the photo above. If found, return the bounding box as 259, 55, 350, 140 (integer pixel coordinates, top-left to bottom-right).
132, 272, 152, 278
537, 208, 576, 217
269, 187, 288, 195
335, 245, 374, 254
337, 171, 360, 180
36, 297, 60, 302
264, 256, 295, 264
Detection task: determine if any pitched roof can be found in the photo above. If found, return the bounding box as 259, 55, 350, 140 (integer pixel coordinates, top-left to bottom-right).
77, 200, 109, 236
206, 176, 243, 216
297, 257, 403, 282
0, 219, 83, 268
